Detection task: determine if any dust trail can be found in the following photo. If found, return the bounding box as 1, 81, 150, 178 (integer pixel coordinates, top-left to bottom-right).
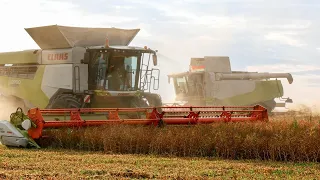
0, 96, 25, 120
157, 53, 181, 65
152, 53, 183, 103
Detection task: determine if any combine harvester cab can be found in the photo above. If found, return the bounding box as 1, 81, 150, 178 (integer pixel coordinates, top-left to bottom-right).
0, 25, 162, 119
167, 56, 293, 113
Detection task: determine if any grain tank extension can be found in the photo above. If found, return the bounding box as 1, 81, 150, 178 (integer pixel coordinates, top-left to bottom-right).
168, 56, 293, 112
0, 25, 161, 119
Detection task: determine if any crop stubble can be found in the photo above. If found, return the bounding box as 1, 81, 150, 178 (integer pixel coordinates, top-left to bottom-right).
1, 146, 320, 179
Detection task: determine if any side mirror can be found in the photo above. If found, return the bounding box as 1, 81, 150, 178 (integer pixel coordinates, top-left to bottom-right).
153, 54, 158, 66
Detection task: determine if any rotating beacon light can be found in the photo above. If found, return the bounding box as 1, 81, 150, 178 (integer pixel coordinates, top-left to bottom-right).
105, 34, 109, 48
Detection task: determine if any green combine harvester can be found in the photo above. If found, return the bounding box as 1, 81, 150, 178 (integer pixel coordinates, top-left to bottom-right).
167, 57, 293, 113
0, 25, 162, 119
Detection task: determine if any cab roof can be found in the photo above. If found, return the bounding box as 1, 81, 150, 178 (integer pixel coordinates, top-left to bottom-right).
86, 45, 157, 54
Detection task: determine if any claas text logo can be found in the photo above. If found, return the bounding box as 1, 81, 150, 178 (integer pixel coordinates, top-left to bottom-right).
48, 53, 69, 60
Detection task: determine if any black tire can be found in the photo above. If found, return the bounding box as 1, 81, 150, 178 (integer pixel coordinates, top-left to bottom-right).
126, 97, 149, 119
130, 98, 148, 108
47, 94, 82, 109
144, 93, 163, 113
146, 95, 162, 107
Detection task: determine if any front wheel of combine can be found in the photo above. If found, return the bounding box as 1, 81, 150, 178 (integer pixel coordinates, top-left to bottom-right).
47, 94, 82, 109
127, 97, 149, 119
144, 94, 163, 113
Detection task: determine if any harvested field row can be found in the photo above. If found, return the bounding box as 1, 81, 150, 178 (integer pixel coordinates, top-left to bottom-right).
1, 146, 320, 179
38, 114, 320, 162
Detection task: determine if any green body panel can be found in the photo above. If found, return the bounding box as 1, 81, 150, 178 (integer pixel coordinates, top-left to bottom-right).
10, 108, 40, 148
0, 50, 39, 64
91, 90, 147, 108
0, 65, 49, 108
209, 80, 283, 105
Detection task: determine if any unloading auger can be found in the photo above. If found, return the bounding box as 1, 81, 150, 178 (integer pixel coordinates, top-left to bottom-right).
0, 105, 268, 148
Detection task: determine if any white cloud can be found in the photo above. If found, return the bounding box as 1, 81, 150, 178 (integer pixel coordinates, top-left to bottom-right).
113, 5, 135, 10
0, 0, 138, 52
193, 36, 220, 41
253, 20, 312, 30
246, 64, 320, 73
182, 0, 264, 2
129, 0, 250, 29
196, 16, 249, 29
264, 32, 307, 47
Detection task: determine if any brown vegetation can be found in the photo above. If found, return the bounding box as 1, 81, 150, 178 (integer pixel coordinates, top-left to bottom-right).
2, 146, 320, 179
38, 110, 320, 162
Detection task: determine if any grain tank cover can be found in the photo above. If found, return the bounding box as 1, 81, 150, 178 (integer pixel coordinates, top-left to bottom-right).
25, 25, 140, 49
189, 56, 231, 73
190, 58, 205, 72
204, 56, 231, 73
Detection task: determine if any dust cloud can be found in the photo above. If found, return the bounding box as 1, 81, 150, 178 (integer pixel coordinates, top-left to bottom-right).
151, 53, 184, 103
0, 96, 26, 120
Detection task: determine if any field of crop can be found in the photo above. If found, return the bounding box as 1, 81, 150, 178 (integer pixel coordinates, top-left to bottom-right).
2, 107, 320, 179
34, 109, 320, 162
1, 146, 320, 179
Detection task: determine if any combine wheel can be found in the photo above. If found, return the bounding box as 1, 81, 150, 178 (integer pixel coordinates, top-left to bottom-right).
144, 94, 163, 113
47, 94, 81, 109
126, 97, 149, 119
145, 95, 162, 107
131, 97, 149, 108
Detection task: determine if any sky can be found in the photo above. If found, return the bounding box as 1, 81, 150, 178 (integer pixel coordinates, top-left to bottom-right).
1, 0, 320, 110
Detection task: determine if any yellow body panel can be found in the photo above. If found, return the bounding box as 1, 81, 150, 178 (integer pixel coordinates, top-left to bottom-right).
0, 50, 40, 64
0, 65, 49, 108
